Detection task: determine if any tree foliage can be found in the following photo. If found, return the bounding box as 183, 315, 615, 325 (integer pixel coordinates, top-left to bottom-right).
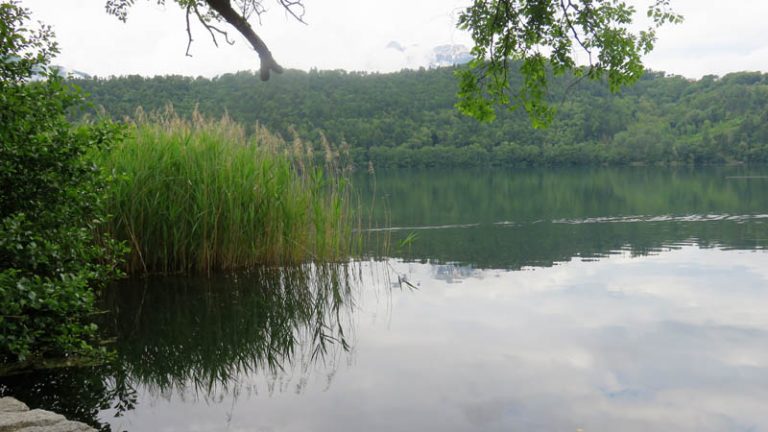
456, 0, 682, 125
103, 0, 681, 126
0, 1, 124, 363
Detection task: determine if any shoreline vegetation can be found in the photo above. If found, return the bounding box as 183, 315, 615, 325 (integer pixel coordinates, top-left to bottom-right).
102, 108, 359, 275
1, 0, 363, 366
2, 106, 366, 369
5, 0, 766, 379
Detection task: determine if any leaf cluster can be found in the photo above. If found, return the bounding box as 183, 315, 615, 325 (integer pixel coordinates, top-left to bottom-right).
0, 1, 125, 364
456, 0, 682, 126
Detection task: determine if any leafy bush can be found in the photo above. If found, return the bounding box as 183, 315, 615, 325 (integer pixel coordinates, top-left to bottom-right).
0, 1, 124, 363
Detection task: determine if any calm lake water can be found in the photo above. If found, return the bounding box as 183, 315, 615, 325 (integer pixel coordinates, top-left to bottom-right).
3, 167, 768, 431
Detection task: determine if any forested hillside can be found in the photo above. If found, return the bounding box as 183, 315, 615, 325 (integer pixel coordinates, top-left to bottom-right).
73, 67, 768, 167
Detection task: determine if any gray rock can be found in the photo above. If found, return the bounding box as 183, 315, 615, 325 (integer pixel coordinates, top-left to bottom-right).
0, 409, 65, 431
0, 397, 95, 432
16, 421, 95, 432
0, 398, 28, 414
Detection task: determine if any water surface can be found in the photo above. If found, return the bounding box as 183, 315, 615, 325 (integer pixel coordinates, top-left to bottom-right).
3, 167, 768, 431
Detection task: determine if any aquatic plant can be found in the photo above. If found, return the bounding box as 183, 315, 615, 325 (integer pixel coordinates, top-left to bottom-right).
102, 109, 355, 273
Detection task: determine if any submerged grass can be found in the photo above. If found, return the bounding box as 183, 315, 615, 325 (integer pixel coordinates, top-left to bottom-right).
102, 109, 355, 274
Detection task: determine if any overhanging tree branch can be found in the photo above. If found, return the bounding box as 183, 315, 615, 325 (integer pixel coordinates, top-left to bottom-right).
107, 0, 300, 81
456, 0, 682, 126
205, 0, 283, 81
106, 0, 681, 125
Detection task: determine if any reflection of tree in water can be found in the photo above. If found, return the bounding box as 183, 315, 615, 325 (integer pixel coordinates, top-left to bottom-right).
0, 263, 359, 431
358, 167, 768, 269
0, 364, 132, 432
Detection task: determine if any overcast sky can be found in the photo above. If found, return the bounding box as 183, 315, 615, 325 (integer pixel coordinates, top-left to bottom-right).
21, 0, 768, 79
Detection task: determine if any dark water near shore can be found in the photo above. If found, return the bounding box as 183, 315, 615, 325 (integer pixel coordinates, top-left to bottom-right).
3, 167, 768, 431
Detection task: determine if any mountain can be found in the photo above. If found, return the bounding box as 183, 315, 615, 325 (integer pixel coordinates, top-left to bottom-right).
429, 44, 472, 67
30, 64, 91, 81
49, 66, 91, 80
383, 42, 472, 70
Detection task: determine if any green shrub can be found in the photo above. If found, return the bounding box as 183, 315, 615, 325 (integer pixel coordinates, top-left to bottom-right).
0, 1, 124, 363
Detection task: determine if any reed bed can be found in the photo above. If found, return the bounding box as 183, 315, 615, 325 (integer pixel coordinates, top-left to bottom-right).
102, 109, 354, 274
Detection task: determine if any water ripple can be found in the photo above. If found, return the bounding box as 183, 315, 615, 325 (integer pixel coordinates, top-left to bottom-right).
361, 223, 481, 232
362, 214, 768, 232
551, 214, 768, 225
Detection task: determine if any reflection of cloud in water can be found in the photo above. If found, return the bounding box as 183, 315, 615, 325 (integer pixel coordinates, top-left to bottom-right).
379, 246, 768, 431
98, 246, 768, 431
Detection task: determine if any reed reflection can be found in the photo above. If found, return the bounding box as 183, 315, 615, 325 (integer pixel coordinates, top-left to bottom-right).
0, 263, 359, 430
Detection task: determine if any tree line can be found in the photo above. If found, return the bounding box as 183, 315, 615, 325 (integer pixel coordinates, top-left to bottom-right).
72, 66, 768, 167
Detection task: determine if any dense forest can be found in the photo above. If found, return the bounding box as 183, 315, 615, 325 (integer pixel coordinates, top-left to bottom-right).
72, 66, 768, 167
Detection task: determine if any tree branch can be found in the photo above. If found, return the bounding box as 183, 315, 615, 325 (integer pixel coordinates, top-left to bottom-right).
560, 0, 591, 58
193, 4, 235, 47
277, 0, 307, 24
205, 0, 283, 81
185, 5, 194, 57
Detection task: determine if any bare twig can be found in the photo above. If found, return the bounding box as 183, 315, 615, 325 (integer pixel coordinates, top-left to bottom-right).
278, 0, 307, 24
185, 4, 194, 57
193, 3, 235, 47
182, 0, 307, 80
560, 0, 591, 61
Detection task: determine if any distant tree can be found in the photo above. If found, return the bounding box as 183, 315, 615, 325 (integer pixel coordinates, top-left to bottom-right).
105, 0, 680, 126
75, 66, 768, 166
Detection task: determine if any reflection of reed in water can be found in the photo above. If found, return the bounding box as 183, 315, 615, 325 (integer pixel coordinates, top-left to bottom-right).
0, 263, 381, 430
100, 263, 358, 400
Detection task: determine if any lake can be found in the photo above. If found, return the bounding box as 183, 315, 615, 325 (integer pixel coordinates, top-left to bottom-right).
3, 167, 768, 431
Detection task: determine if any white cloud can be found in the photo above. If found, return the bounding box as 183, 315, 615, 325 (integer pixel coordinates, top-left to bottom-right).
640, 0, 768, 77
104, 248, 768, 431
20, 0, 768, 78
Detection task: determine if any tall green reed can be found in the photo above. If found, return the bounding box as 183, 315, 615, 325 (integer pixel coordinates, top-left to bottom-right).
102, 109, 355, 274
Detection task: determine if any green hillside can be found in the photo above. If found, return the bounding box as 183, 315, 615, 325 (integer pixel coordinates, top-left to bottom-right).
73, 67, 768, 167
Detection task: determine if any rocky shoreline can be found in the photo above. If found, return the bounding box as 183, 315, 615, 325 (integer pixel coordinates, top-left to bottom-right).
0, 397, 95, 432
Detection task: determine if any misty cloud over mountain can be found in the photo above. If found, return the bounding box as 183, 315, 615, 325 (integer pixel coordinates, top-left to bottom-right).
383, 41, 472, 69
